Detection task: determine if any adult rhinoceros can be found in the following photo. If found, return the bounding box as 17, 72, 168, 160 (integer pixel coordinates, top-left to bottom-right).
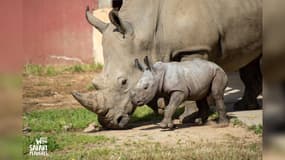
73, 0, 262, 129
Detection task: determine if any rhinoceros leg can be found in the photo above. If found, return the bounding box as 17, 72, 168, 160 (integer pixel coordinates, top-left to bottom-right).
234, 56, 262, 110
211, 69, 229, 126
179, 101, 199, 123
159, 92, 185, 129
196, 98, 210, 124
146, 97, 169, 115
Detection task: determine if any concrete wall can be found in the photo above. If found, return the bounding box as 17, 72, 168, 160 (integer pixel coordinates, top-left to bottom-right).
99, 0, 111, 8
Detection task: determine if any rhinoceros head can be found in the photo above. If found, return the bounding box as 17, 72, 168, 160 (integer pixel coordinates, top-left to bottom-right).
131, 57, 159, 106
72, 89, 134, 129
73, 6, 149, 129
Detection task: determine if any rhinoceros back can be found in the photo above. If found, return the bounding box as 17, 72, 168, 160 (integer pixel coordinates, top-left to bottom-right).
158, 59, 223, 98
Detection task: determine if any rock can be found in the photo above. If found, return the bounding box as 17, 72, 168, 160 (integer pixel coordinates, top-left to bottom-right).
83, 122, 101, 133
63, 123, 73, 131
22, 127, 32, 133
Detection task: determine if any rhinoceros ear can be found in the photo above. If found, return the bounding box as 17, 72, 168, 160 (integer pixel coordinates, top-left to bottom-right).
109, 10, 133, 36
144, 56, 153, 71
134, 59, 144, 72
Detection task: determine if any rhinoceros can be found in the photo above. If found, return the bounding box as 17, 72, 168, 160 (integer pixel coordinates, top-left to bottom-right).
131, 57, 229, 129
73, 0, 262, 129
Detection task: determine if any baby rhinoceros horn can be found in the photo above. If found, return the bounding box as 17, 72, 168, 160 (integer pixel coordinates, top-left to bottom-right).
72, 91, 107, 115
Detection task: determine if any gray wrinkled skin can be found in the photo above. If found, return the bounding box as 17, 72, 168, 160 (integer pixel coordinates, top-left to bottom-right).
73, 0, 262, 129
131, 58, 228, 129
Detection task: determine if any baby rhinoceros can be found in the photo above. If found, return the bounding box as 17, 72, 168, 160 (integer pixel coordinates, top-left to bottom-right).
131, 56, 229, 129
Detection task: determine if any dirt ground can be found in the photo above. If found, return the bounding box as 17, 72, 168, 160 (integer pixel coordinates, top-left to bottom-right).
23, 72, 262, 158
23, 72, 94, 112
89, 120, 260, 146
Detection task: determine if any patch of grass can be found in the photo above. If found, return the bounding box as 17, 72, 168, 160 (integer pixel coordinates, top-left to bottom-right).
23, 108, 112, 159
23, 135, 60, 155
230, 118, 263, 135
24, 64, 44, 76
208, 111, 219, 121
23, 107, 261, 160
131, 106, 188, 123
45, 66, 58, 76
24, 139, 261, 160
248, 124, 263, 135
131, 106, 162, 123
23, 133, 110, 156
24, 64, 58, 76
23, 63, 103, 76
230, 118, 244, 127
24, 108, 99, 132
64, 63, 103, 73
86, 83, 95, 91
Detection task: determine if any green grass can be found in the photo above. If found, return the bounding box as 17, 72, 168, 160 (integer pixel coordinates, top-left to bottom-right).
86, 83, 95, 91
24, 139, 261, 160
23, 108, 111, 159
230, 117, 244, 127
23, 63, 103, 76
131, 106, 162, 123
130, 106, 185, 123
23, 107, 262, 159
23, 133, 111, 158
63, 63, 103, 73
230, 118, 263, 135
24, 108, 99, 132
248, 124, 263, 135
24, 107, 161, 133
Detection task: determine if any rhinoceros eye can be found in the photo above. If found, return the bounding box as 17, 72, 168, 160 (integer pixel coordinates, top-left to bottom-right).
121, 79, 127, 85
118, 77, 128, 89
143, 83, 149, 90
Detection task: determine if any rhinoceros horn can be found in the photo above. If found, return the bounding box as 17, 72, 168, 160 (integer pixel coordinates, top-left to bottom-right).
86, 6, 108, 33
72, 91, 107, 115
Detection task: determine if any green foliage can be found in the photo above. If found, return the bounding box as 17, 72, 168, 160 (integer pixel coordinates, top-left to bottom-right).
64, 63, 103, 73
131, 106, 162, 123
230, 118, 244, 127
24, 64, 45, 76
23, 63, 103, 76
24, 140, 261, 160
23, 135, 59, 155
23, 134, 110, 156
208, 111, 219, 121
45, 66, 58, 76
131, 106, 186, 123
23, 108, 111, 158
248, 124, 263, 135
66, 64, 85, 73
23, 107, 262, 160
24, 108, 99, 132
86, 83, 95, 91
